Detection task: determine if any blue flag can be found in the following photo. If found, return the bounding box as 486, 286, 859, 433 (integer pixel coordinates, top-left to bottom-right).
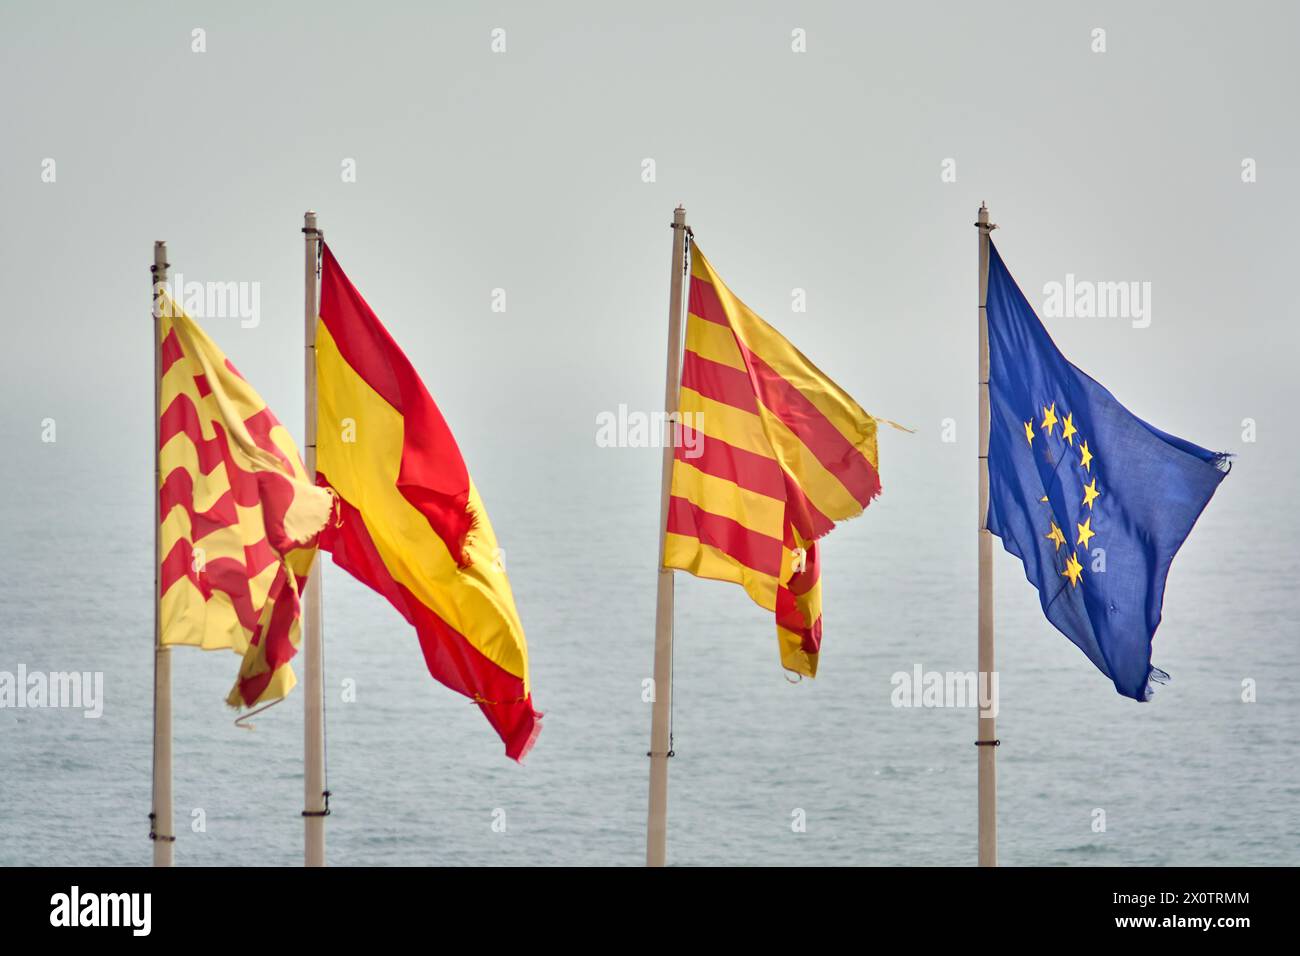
985, 241, 1229, 700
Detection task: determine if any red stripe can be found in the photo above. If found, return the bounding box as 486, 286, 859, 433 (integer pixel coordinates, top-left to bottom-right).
689, 275, 729, 326
776, 531, 821, 653
256, 471, 311, 552
159, 394, 226, 472
674, 429, 836, 542
318, 481, 542, 761
738, 344, 881, 511
674, 426, 785, 500
235, 670, 273, 707
680, 350, 758, 413
320, 243, 474, 567
235, 564, 301, 706
776, 589, 822, 654
160, 328, 184, 376
243, 407, 295, 474
783, 534, 820, 597
160, 539, 269, 634
782, 472, 835, 541
160, 470, 238, 537
665, 494, 783, 577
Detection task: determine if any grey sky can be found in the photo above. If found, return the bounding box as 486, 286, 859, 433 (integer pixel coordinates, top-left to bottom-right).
3, 1, 1295, 485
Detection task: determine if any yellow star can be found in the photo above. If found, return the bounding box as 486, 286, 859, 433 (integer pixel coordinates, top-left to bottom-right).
1079, 441, 1093, 472
1046, 520, 1066, 551
1024, 421, 1035, 446
1076, 516, 1095, 549
1040, 495, 1049, 503
1041, 402, 1058, 436
1061, 413, 1077, 446
1061, 552, 1084, 587
1082, 477, 1101, 510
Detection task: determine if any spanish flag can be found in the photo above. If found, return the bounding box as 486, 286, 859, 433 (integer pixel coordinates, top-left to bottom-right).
664, 244, 884, 677
157, 297, 332, 707
314, 244, 541, 761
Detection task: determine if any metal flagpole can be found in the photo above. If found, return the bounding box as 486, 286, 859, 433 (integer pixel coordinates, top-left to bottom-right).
302, 211, 328, 866
646, 205, 688, 867
976, 202, 998, 866
151, 240, 175, 866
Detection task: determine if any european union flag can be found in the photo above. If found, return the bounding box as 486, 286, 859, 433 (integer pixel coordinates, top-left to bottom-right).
985, 242, 1229, 700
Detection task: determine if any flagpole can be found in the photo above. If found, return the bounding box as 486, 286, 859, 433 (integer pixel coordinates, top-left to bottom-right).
151, 240, 175, 867
976, 202, 998, 866
646, 205, 688, 867
302, 211, 328, 866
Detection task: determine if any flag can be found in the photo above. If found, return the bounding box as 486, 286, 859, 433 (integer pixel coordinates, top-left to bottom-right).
157, 296, 332, 707
314, 244, 541, 760
664, 243, 885, 676
985, 241, 1229, 700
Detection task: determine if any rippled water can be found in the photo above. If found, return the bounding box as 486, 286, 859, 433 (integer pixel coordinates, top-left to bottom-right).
1, 430, 1295, 867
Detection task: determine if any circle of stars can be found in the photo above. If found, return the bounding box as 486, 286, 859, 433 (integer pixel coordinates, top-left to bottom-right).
1024, 401, 1100, 589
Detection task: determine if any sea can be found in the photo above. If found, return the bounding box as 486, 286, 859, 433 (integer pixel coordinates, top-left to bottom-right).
0, 425, 1296, 867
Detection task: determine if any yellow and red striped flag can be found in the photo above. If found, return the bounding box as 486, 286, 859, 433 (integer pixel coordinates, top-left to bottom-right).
314, 244, 541, 761
664, 244, 886, 677
157, 297, 333, 707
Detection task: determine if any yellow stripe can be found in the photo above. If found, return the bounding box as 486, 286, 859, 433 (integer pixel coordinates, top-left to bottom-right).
689, 250, 712, 283
243, 663, 296, 706
670, 459, 783, 539
664, 532, 778, 611
160, 580, 251, 652
315, 320, 529, 685
284, 547, 315, 578
792, 578, 822, 624
777, 627, 818, 677
678, 386, 773, 459
683, 314, 745, 371
757, 406, 865, 521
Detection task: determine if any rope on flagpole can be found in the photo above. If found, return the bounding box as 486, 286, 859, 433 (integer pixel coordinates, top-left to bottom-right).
234, 696, 285, 730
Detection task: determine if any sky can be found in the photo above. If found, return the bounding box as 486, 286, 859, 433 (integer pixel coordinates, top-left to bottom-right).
2, 1, 1295, 486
